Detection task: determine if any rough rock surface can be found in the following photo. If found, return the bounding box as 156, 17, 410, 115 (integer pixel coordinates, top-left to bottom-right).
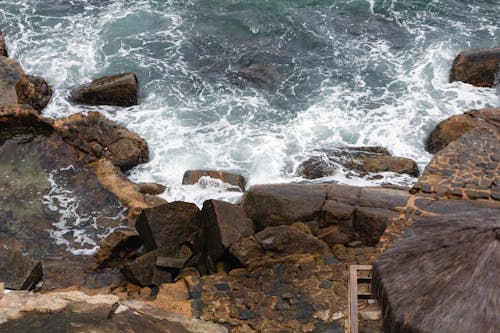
202, 200, 255, 264
0, 104, 53, 132
0, 249, 42, 290
242, 183, 409, 246
138, 182, 167, 195
297, 146, 419, 179
413, 127, 500, 200
0, 56, 52, 111
182, 170, 247, 191
426, 108, 500, 153
237, 64, 281, 90
16, 75, 53, 112
135, 202, 202, 253
0, 32, 7, 57
69, 73, 138, 107
54, 111, 149, 170
121, 248, 174, 286
94, 229, 142, 270
449, 48, 500, 87
0, 291, 228, 333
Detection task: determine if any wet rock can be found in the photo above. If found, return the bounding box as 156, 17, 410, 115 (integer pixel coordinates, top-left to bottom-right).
138, 182, 166, 195
0, 249, 42, 290
0, 56, 52, 112
135, 201, 202, 253
182, 170, 246, 191
450, 48, 500, 87
0, 32, 7, 57
237, 64, 281, 90
54, 111, 149, 170
69, 73, 138, 107
426, 108, 500, 153
242, 183, 329, 230
230, 225, 330, 266
297, 146, 419, 179
87, 159, 166, 212
0, 105, 53, 133
16, 75, 53, 112
202, 200, 255, 264
94, 229, 141, 270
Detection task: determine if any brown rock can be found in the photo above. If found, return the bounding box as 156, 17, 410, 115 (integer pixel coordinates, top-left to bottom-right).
121, 248, 174, 286
182, 170, 246, 191
449, 48, 500, 87
0, 32, 7, 57
242, 183, 329, 230
16, 75, 53, 112
54, 111, 149, 170
138, 182, 166, 195
94, 229, 141, 269
0, 57, 52, 112
0, 104, 53, 132
297, 146, 418, 179
0, 249, 42, 290
354, 207, 398, 246
69, 73, 138, 107
135, 201, 202, 253
202, 200, 255, 263
426, 108, 500, 153
87, 159, 166, 211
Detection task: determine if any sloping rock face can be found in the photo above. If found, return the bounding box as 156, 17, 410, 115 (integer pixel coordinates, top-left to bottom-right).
54, 111, 149, 170
69, 73, 138, 107
182, 170, 247, 191
242, 183, 409, 246
0, 56, 52, 112
0, 291, 228, 333
297, 146, 419, 179
0, 32, 7, 57
413, 127, 500, 200
426, 108, 500, 153
449, 48, 500, 87
0, 249, 42, 290
0, 106, 128, 290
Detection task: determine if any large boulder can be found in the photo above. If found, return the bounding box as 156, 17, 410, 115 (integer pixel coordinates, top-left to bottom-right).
69, 73, 138, 107
54, 111, 149, 170
242, 183, 329, 230
201, 200, 255, 264
0, 249, 42, 290
0, 32, 8, 57
449, 48, 500, 87
182, 170, 246, 191
426, 108, 500, 153
0, 56, 52, 112
135, 202, 202, 253
297, 146, 419, 179
0, 104, 53, 132
121, 248, 174, 286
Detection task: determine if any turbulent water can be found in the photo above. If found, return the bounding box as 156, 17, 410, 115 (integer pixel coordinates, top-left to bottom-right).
1, 0, 499, 205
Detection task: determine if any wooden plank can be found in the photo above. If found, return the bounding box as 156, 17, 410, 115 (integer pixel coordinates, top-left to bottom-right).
349, 265, 359, 333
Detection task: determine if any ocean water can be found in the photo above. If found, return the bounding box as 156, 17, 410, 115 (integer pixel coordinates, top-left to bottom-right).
1, 0, 499, 206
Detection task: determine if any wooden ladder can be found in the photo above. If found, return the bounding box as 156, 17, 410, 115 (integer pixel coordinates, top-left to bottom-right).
348, 265, 374, 333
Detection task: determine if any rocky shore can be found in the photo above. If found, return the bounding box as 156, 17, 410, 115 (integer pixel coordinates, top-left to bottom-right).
1, 32, 499, 333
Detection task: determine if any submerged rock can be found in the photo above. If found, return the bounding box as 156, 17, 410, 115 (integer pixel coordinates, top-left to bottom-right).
69, 73, 138, 107
0, 56, 52, 112
237, 64, 282, 90
182, 169, 246, 191
450, 48, 500, 87
54, 111, 149, 170
0, 32, 7, 57
0, 249, 42, 290
426, 108, 500, 153
138, 182, 166, 195
297, 146, 419, 179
